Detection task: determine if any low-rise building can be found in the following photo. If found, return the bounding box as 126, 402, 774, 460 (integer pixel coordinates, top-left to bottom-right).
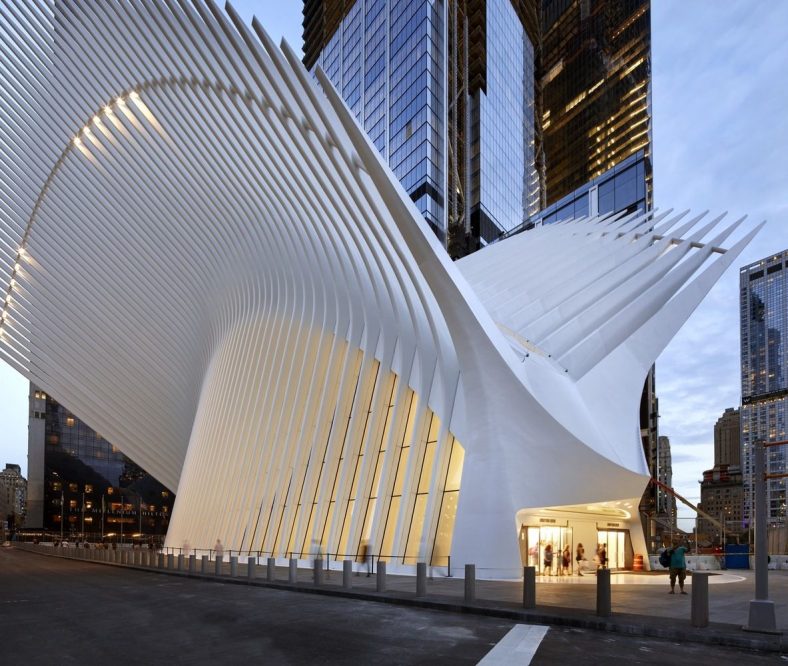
0, 463, 27, 534
698, 408, 744, 544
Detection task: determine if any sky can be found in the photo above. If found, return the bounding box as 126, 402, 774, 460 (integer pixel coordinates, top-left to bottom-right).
1, 1, 787, 529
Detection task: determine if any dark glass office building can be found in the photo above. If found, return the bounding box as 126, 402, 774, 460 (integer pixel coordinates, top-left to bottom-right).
25, 385, 174, 542
740, 252, 788, 528
540, 0, 652, 208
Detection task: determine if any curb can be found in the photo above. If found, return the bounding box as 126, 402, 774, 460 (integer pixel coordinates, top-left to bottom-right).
15, 547, 786, 654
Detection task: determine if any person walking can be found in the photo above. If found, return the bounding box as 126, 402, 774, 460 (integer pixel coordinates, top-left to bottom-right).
543, 544, 554, 576
575, 543, 585, 576
599, 543, 608, 570
561, 544, 571, 576
214, 538, 224, 562
668, 540, 690, 594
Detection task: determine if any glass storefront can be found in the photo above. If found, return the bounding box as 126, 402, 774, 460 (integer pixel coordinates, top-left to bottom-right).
519, 524, 573, 575
520, 523, 633, 573
596, 529, 633, 570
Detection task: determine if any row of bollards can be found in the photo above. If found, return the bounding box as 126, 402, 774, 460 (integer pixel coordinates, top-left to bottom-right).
18, 545, 711, 628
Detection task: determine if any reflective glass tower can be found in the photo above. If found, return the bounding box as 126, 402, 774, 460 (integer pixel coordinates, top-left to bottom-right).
540, 0, 652, 208
740, 252, 788, 528
302, 0, 542, 255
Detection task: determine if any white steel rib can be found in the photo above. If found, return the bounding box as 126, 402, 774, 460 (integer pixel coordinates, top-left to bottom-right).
0, 1, 762, 576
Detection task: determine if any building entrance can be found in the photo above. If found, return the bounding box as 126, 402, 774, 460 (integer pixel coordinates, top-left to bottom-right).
519, 524, 573, 575
596, 529, 632, 570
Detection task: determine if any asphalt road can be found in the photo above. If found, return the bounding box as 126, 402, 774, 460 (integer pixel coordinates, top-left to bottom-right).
1, 548, 783, 665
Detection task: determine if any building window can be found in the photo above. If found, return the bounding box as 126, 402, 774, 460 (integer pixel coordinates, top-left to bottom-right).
68, 483, 78, 492
65, 416, 75, 427
84, 484, 93, 494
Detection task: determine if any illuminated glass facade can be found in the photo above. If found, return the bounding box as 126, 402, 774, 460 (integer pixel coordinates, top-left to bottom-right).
740, 253, 788, 527
540, 0, 652, 207
28, 386, 174, 542
305, 0, 541, 248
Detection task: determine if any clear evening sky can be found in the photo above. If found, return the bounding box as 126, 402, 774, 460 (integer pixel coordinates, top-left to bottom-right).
1, 1, 786, 528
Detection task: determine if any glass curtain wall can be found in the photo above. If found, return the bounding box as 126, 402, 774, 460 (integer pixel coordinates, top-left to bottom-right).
470, 0, 539, 243
740, 254, 788, 528
314, 0, 447, 240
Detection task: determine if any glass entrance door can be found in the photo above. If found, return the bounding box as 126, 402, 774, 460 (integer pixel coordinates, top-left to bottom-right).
520, 525, 573, 575
596, 529, 630, 569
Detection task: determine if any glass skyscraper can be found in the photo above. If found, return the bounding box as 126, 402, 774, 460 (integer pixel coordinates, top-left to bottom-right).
303, 0, 542, 255
540, 0, 652, 208
740, 252, 788, 528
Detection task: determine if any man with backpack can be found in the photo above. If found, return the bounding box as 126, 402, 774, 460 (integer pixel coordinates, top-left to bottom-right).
666, 540, 690, 595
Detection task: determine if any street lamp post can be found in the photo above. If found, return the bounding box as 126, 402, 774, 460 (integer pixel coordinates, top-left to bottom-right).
744, 439, 780, 633
60, 490, 64, 541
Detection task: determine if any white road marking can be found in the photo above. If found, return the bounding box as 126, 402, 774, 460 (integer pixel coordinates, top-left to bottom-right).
477, 624, 549, 665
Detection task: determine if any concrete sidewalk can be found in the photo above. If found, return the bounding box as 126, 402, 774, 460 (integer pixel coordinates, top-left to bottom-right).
15, 545, 787, 654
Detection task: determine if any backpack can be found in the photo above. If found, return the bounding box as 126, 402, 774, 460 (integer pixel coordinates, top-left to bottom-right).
659, 548, 673, 568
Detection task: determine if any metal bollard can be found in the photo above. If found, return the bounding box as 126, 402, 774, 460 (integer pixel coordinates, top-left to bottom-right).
167, 553, 175, 570
201, 555, 209, 574
158, 553, 165, 569
596, 568, 612, 617
314, 558, 324, 586
377, 560, 387, 593
343, 560, 352, 589
523, 566, 536, 609
215, 554, 223, 576
464, 564, 476, 602
189, 554, 196, 573
289, 558, 297, 584
416, 562, 427, 597
691, 572, 710, 628
268, 557, 276, 582
230, 556, 238, 577
177, 554, 184, 571
247, 557, 256, 580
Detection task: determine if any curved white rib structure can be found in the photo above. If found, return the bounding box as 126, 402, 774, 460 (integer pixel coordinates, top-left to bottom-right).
0, 1, 761, 576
